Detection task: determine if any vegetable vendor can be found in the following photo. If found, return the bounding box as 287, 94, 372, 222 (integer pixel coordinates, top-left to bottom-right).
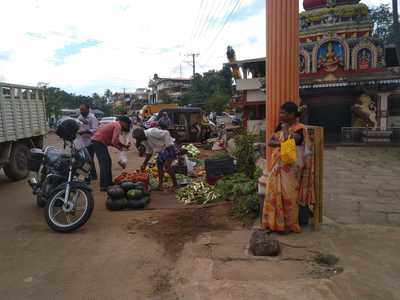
133, 125, 178, 191
91, 116, 132, 191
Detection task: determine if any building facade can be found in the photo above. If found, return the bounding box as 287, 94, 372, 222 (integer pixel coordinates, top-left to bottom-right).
148, 74, 191, 104
230, 0, 400, 143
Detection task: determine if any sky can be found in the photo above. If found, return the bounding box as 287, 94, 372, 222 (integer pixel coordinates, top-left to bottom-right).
0, 0, 392, 95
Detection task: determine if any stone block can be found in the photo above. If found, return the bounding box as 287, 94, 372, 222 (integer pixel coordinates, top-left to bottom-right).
360, 211, 388, 225
388, 213, 400, 225
249, 229, 281, 257
377, 190, 399, 198
361, 203, 400, 214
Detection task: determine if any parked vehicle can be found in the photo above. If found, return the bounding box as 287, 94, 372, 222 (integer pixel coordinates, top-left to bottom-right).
139, 103, 178, 119
142, 114, 159, 129
156, 108, 213, 143
28, 118, 94, 233
0, 82, 47, 181
99, 117, 117, 127
214, 112, 233, 125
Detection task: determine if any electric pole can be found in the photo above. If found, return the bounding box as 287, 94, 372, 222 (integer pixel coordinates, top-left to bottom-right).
186, 53, 200, 79
393, 0, 400, 63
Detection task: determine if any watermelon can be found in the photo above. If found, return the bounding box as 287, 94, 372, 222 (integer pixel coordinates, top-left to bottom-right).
126, 197, 149, 210
133, 182, 146, 191
126, 189, 145, 200
120, 181, 137, 192
106, 197, 127, 211
107, 185, 125, 199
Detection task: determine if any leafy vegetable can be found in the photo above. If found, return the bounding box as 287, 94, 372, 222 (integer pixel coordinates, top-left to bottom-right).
214, 169, 262, 220
181, 144, 201, 158
177, 182, 219, 205
233, 133, 257, 178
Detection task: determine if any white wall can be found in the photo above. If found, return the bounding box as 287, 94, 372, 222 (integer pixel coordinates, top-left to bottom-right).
247, 120, 265, 134
247, 90, 266, 102
236, 78, 263, 91
388, 116, 400, 127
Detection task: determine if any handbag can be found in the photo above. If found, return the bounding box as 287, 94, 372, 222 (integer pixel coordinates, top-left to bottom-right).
280, 135, 297, 165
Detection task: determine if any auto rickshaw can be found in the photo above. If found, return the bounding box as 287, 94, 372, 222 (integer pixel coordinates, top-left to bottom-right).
156, 108, 213, 143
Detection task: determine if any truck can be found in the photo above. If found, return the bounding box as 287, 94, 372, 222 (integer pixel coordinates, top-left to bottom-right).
139, 103, 178, 119
0, 82, 47, 181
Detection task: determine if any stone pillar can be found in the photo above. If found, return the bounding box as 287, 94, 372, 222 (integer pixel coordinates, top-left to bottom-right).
259, 0, 300, 196
378, 93, 389, 130
266, 0, 300, 170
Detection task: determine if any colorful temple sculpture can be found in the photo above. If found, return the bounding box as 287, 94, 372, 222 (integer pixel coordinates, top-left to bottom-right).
229, 0, 400, 143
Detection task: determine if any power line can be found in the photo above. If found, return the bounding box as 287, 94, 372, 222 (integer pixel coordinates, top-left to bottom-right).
192, 0, 211, 41
188, 0, 206, 48
202, 0, 242, 67
200, 0, 235, 42
195, 0, 219, 40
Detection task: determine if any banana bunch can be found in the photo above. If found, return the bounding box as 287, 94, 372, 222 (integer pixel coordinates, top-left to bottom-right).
181, 144, 200, 158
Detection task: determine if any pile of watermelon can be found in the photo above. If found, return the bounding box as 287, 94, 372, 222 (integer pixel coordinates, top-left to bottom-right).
106, 181, 150, 211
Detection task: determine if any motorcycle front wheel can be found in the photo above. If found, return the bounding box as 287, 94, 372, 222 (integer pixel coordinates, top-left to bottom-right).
44, 186, 94, 233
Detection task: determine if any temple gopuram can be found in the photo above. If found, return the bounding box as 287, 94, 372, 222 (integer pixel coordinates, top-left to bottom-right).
229, 0, 400, 143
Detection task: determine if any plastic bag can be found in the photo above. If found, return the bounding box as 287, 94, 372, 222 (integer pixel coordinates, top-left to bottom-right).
280, 137, 297, 165
118, 151, 128, 169
184, 155, 196, 174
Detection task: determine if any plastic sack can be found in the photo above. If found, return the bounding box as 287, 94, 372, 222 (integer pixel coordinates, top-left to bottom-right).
184, 155, 196, 174
280, 137, 297, 165
118, 151, 128, 169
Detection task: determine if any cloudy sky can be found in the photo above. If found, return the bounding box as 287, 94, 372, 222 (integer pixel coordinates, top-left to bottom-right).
0, 0, 392, 95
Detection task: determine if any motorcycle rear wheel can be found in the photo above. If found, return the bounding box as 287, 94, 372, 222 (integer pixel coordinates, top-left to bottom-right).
44, 186, 94, 233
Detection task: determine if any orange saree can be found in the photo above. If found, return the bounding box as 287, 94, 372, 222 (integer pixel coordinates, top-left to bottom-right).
262, 123, 315, 233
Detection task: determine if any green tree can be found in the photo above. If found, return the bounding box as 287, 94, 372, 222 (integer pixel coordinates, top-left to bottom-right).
205, 91, 230, 114
181, 64, 232, 112
370, 4, 394, 42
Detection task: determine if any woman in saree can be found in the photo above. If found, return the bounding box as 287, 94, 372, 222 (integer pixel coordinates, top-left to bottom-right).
262, 101, 314, 234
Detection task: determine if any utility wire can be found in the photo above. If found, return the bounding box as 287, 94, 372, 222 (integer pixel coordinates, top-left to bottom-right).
200, 0, 235, 42
202, 0, 242, 68
188, 0, 205, 46
192, 0, 211, 40
195, 0, 220, 40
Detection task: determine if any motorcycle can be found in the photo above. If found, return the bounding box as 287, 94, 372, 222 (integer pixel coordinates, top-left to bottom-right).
28, 142, 94, 233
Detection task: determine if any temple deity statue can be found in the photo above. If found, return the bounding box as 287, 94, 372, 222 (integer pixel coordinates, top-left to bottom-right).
358, 49, 372, 70
226, 46, 241, 80
352, 94, 377, 128
318, 42, 342, 72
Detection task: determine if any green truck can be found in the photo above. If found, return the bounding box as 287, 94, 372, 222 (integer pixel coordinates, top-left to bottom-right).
0, 82, 47, 181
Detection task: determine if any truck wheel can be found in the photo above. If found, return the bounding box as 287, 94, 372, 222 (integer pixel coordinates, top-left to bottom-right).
4, 144, 30, 181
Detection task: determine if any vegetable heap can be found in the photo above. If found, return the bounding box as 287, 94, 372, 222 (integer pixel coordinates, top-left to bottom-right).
181, 144, 200, 158
114, 171, 149, 185
176, 182, 219, 205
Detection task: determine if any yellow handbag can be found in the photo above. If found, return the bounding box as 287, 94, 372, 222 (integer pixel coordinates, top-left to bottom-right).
280, 135, 297, 165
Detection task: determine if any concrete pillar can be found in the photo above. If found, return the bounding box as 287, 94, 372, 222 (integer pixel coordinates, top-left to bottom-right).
379, 93, 389, 130
266, 0, 300, 170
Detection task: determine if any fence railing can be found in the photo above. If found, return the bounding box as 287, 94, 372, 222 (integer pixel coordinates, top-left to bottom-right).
341, 127, 400, 144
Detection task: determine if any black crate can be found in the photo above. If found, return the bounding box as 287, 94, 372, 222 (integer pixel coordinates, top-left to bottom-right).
204, 156, 235, 177
28, 149, 44, 172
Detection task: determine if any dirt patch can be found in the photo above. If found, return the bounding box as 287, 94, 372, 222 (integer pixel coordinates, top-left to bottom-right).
150, 270, 178, 299
124, 203, 242, 260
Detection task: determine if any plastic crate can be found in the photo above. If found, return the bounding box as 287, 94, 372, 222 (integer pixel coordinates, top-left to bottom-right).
204, 156, 235, 177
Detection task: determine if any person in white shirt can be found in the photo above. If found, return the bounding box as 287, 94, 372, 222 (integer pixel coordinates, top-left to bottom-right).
133, 125, 177, 191
75, 103, 99, 180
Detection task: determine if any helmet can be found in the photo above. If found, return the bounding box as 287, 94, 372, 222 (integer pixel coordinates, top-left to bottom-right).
56, 118, 80, 142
